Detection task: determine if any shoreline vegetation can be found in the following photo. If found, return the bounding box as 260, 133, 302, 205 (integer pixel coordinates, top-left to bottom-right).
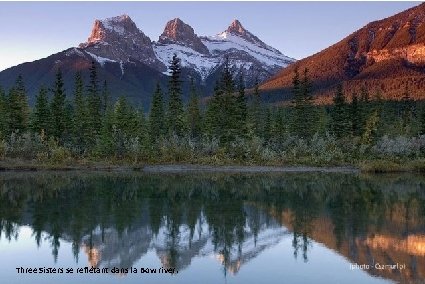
1, 55, 425, 174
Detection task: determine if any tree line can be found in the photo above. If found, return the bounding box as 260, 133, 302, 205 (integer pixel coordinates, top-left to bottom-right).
1, 54, 425, 164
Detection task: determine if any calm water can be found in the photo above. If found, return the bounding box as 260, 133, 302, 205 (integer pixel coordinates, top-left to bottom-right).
0, 171, 424, 284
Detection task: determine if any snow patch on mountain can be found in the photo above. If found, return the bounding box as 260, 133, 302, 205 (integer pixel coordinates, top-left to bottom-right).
120, 61, 124, 76
85, 51, 116, 67
202, 33, 293, 68
154, 43, 218, 79
100, 15, 130, 36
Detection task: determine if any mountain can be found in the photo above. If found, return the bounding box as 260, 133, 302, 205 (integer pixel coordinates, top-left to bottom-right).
79, 14, 164, 71
261, 3, 425, 103
154, 18, 294, 84
0, 15, 293, 107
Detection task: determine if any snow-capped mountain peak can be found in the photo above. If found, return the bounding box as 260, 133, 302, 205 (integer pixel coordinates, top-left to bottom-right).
85, 14, 144, 45
78, 15, 294, 85
215, 19, 280, 54
79, 15, 163, 71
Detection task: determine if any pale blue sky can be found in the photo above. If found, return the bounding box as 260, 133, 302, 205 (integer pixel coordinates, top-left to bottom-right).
0, 1, 419, 71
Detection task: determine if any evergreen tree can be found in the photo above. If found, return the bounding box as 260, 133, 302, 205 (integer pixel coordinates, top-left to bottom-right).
359, 87, 370, 134
362, 110, 380, 145
290, 68, 315, 138
114, 96, 133, 137
101, 80, 110, 115
401, 84, 413, 134
218, 58, 239, 145
301, 68, 316, 138
350, 93, 362, 136
235, 73, 247, 138
330, 85, 350, 138
134, 108, 150, 158
263, 107, 272, 142
86, 61, 102, 146
73, 72, 87, 149
0, 86, 8, 138
204, 81, 223, 138
8, 75, 29, 134
186, 78, 202, 139
63, 102, 74, 143
97, 105, 114, 157
271, 107, 288, 143
32, 86, 51, 135
248, 76, 263, 137
372, 90, 385, 137
149, 83, 166, 141
50, 69, 66, 140
113, 97, 132, 158
167, 54, 185, 136
420, 103, 425, 135
289, 68, 301, 136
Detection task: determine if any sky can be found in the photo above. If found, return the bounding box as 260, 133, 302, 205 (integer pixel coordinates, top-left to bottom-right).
0, 1, 420, 71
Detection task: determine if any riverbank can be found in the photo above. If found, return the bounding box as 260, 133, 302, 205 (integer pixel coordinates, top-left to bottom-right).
1, 158, 425, 173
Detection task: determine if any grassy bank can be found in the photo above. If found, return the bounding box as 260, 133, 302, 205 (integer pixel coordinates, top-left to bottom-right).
1, 157, 424, 174
2, 133, 425, 173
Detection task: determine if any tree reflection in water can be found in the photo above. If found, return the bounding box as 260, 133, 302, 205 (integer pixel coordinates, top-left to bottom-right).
0, 172, 425, 282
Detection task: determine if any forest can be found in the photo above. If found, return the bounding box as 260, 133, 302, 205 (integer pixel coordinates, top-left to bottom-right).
1, 54, 425, 172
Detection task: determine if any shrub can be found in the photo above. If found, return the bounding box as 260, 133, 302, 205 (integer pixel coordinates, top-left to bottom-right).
372, 135, 424, 159
4, 132, 47, 159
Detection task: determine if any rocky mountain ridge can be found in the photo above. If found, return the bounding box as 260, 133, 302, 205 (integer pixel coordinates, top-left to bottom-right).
261, 2, 425, 102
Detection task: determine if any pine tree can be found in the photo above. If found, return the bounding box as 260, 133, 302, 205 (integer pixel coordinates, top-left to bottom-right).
113, 97, 132, 158
290, 68, 315, 138
235, 73, 247, 138
350, 93, 362, 137
63, 102, 74, 143
219, 58, 239, 145
73, 72, 87, 149
204, 81, 222, 138
32, 86, 51, 135
263, 107, 272, 142
0, 86, 8, 138
8, 75, 30, 134
114, 96, 133, 137
149, 83, 166, 141
248, 76, 262, 137
86, 61, 102, 146
50, 69, 66, 140
271, 107, 288, 143
359, 87, 370, 134
300, 68, 316, 138
134, 107, 150, 158
330, 84, 350, 139
101, 80, 110, 115
167, 54, 185, 136
420, 103, 425, 135
186, 78, 202, 139
401, 84, 413, 134
289, 68, 301, 136
362, 110, 380, 145
97, 105, 114, 157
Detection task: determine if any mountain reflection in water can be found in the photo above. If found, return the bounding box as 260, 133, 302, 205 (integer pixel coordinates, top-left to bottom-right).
0, 172, 424, 283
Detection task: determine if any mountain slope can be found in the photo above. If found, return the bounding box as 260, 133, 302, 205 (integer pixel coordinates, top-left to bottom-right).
0, 47, 168, 107
261, 2, 425, 102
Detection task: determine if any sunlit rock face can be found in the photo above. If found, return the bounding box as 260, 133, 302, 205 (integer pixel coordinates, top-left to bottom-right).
158, 18, 209, 55
80, 15, 164, 71
366, 44, 425, 65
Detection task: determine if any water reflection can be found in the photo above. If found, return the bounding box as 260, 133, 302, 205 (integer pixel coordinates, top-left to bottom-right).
0, 172, 425, 283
